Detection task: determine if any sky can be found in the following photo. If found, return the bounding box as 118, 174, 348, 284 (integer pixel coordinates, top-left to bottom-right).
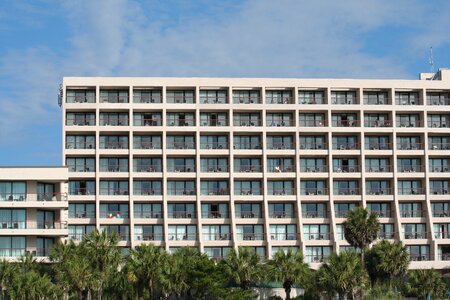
0, 0, 449, 166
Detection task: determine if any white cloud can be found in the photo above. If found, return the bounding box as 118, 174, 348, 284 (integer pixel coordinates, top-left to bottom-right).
0, 0, 448, 163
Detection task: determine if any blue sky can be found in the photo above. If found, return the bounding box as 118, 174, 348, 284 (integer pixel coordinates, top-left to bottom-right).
0, 0, 449, 166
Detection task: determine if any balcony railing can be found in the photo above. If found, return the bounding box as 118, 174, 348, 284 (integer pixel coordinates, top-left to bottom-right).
400, 210, 425, 218
135, 233, 163, 241
100, 95, 128, 103
67, 164, 95, 172
166, 142, 195, 150
69, 188, 95, 196
267, 120, 294, 127
168, 233, 197, 241
234, 165, 262, 172
234, 96, 261, 104
335, 210, 353, 218
168, 211, 196, 218
203, 233, 231, 240
100, 141, 128, 149
134, 165, 162, 172
429, 143, 450, 150
300, 166, 326, 172
428, 121, 450, 128
167, 188, 196, 196
364, 120, 392, 127
377, 232, 395, 239
167, 95, 195, 103
397, 143, 423, 150
167, 165, 196, 172
398, 188, 425, 195
133, 95, 162, 103
66, 118, 95, 126
201, 211, 228, 218
268, 165, 295, 172
99, 118, 129, 126
432, 210, 450, 217
66, 141, 95, 149
0, 220, 68, 229
332, 119, 359, 127
201, 165, 229, 172
366, 165, 392, 172
134, 118, 162, 126
235, 188, 262, 196
434, 232, 450, 239
430, 165, 450, 172
234, 119, 261, 127
303, 233, 331, 240
200, 142, 228, 149
409, 254, 431, 261
99, 188, 129, 196
334, 188, 360, 195
430, 188, 450, 195
134, 210, 163, 218
237, 233, 264, 241
100, 165, 128, 172
299, 120, 327, 127
427, 98, 450, 105
0, 193, 67, 202
268, 188, 296, 196
404, 232, 428, 239
133, 188, 163, 196
167, 117, 195, 127
439, 254, 450, 261
365, 142, 391, 150
133, 141, 161, 149
233, 142, 262, 150
235, 211, 262, 218
201, 95, 227, 104
0, 248, 26, 257
366, 188, 392, 195
267, 96, 294, 104
333, 165, 360, 173
305, 255, 329, 263
300, 188, 328, 195
332, 143, 360, 150
269, 210, 294, 218
100, 211, 129, 218
369, 210, 391, 218
299, 143, 326, 150
271, 233, 298, 240
201, 188, 229, 196
398, 165, 424, 172
267, 142, 294, 150
302, 210, 327, 218
201, 119, 229, 127
69, 211, 95, 218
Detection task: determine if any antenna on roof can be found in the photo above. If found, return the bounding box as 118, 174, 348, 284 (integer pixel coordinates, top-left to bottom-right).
429, 46, 435, 73
58, 83, 63, 107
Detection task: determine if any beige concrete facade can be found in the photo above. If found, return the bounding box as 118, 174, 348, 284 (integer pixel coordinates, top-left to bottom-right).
62, 70, 450, 269
0, 167, 68, 261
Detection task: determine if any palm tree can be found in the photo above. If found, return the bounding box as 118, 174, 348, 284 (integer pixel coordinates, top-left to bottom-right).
268, 248, 310, 300
128, 243, 167, 298
317, 250, 369, 300
405, 269, 446, 300
365, 240, 409, 289
82, 230, 121, 300
343, 206, 380, 261
160, 252, 189, 300
222, 247, 264, 290
0, 260, 15, 300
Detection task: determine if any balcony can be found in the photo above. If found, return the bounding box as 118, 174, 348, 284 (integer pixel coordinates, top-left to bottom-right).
299, 120, 327, 127
134, 210, 162, 218
99, 118, 129, 126
168, 211, 196, 218
334, 188, 361, 196
267, 96, 294, 104
66, 118, 95, 126
202, 119, 228, 127
430, 165, 450, 173
0, 220, 67, 230
267, 120, 294, 127
305, 255, 328, 263
369, 210, 392, 218
100, 141, 128, 149
168, 233, 197, 241
99, 188, 129, 196
133, 141, 161, 149
434, 232, 450, 239
332, 120, 359, 127
66, 141, 95, 150
268, 188, 296, 196
404, 232, 428, 239
364, 120, 392, 127
427, 97, 450, 106
168, 188, 196, 196
366, 165, 392, 172
234, 165, 262, 173
134, 164, 162, 173
333, 165, 360, 173
432, 210, 450, 217
200, 142, 228, 150
236, 211, 262, 218
167, 165, 196, 173
398, 165, 424, 173
365, 142, 391, 150
400, 210, 425, 218
234, 96, 261, 104
69, 211, 95, 218
135, 233, 163, 241
0, 193, 67, 202
300, 188, 328, 196
202, 211, 228, 218
431, 188, 450, 195
332, 143, 360, 150
69, 188, 95, 196
397, 143, 423, 150
201, 165, 229, 173
234, 119, 261, 127
335, 210, 353, 218
269, 210, 294, 218
398, 188, 425, 195
304, 233, 331, 240
133, 188, 162, 196
302, 210, 327, 218
428, 121, 450, 128
100, 211, 129, 219
429, 143, 450, 150
100, 165, 128, 173
203, 233, 231, 241
267, 142, 294, 150
237, 233, 264, 241
167, 117, 195, 127
234, 142, 262, 150
201, 188, 229, 196
269, 165, 296, 173
166, 141, 195, 150
377, 232, 395, 239
134, 118, 162, 126
366, 188, 393, 196
271, 233, 298, 241
235, 188, 262, 196
68, 164, 95, 173
299, 143, 327, 150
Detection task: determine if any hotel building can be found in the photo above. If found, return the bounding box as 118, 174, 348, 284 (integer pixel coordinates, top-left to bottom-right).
5, 69, 450, 268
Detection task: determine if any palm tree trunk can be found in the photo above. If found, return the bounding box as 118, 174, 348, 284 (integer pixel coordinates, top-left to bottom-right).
77, 290, 83, 300
284, 281, 292, 300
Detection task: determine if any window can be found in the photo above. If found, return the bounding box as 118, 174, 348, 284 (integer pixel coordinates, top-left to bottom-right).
200, 112, 228, 126
133, 157, 162, 172
233, 90, 260, 104
133, 135, 161, 149
332, 136, 358, 150
428, 114, 450, 128
133, 181, 162, 195
266, 90, 293, 104
429, 136, 450, 150
100, 225, 130, 241
301, 203, 327, 218
66, 135, 95, 149
37, 183, 55, 201
397, 136, 421, 150
334, 203, 357, 218
234, 135, 261, 149
68, 225, 95, 240
134, 225, 163, 241
266, 113, 294, 126
268, 158, 295, 172
99, 181, 129, 195
200, 135, 228, 149
299, 113, 326, 127
395, 92, 419, 105
303, 225, 330, 240
0, 209, 26, 229
378, 224, 394, 239
396, 114, 421, 127
201, 158, 228, 172
0, 182, 26, 201
167, 181, 195, 195
166, 135, 195, 149
134, 203, 162, 218
333, 158, 359, 172
367, 203, 391, 218
429, 158, 450, 172
99, 158, 128, 172
364, 113, 390, 127
133, 112, 162, 126
166, 90, 195, 103
398, 181, 423, 195
168, 203, 196, 218
332, 113, 358, 127
432, 202, 450, 217
305, 246, 331, 263
66, 112, 95, 126
100, 203, 129, 218
434, 224, 450, 239
100, 90, 128, 103
99, 112, 129, 126
0, 237, 26, 257
398, 158, 422, 172
402, 224, 426, 239
203, 225, 231, 240
233, 113, 260, 126
201, 203, 229, 218
66, 89, 95, 103
234, 181, 261, 195
37, 237, 54, 257
68, 181, 95, 195
69, 203, 95, 218
407, 245, 430, 261
133, 89, 161, 103
430, 180, 450, 195
365, 181, 391, 195
204, 247, 231, 260
363, 91, 387, 105
272, 247, 299, 258
100, 135, 128, 149
200, 90, 227, 104
235, 203, 261, 218
167, 158, 195, 172
236, 225, 264, 240
300, 181, 327, 195
331, 91, 356, 104
168, 225, 197, 240
66, 157, 95, 172
299, 91, 324, 104
333, 181, 359, 195
365, 158, 390, 172
399, 203, 422, 218
268, 181, 294, 195
267, 135, 293, 149
269, 203, 294, 218
234, 158, 262, 172
299, 135, 325, 150
365, 136, 390, 150
427, 92, 449, 105
270, 225, 296, 240
167, 112, 195, 126
200, 181, 229, 195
